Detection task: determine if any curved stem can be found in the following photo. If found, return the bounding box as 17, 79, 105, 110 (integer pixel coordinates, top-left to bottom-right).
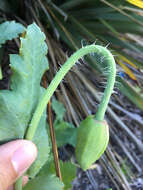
95, 50, 116, 120
26, 45, 116, 140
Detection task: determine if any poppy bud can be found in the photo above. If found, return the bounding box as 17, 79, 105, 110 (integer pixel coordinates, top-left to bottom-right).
75, 115, 109, 171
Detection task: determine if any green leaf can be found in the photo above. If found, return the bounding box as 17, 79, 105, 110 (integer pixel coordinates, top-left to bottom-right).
54, 120, 77, 147
38, 160, 76, 190
37, 156, 55, 177
51, 99, 77, 147
0, 21, 24, 80
60, 161, 76, 190
24, 175, 64, 190
0, 23, 48, 139
52, 99, 66, 121
0, 23, 49, 176
0, 21, 25, 47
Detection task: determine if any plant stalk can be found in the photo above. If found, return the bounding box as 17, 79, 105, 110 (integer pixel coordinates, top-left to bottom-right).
26, 44, 116, 139
15, 45, 116, 190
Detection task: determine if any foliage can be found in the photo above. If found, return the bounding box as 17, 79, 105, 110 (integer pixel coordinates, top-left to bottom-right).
60, 161, 76, 190
0, 21, 25, 47
54, 120, 77, 147
38, 159, 76, 190
52, 99, 77, 147
0, 21, 116, 189
0, 0, 143, 189
52, 99, 66, 121
0, 21, 25, 80
0, 22, 49, 177
23, 174, 64, 190
30, 1, 143, 188
0, 20, 77, 189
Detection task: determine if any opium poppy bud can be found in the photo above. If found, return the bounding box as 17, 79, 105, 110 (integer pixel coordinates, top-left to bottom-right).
75, 115, 109, 171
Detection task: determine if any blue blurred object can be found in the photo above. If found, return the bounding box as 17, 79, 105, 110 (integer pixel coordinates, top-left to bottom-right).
118, 71, 125, 78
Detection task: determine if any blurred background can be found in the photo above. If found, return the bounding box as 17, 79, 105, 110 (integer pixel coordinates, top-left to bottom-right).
0, 0, 143, 189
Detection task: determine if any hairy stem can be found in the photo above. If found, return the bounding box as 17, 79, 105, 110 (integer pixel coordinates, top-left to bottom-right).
26, 45, 116, 140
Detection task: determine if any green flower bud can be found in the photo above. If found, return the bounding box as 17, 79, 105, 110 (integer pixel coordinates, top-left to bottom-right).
75, 115, 109, 171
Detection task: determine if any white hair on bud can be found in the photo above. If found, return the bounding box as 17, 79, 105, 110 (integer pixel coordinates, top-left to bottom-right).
81, 39, 89, 48
92, 40, 97, 45
54, 67, 58, 73
90, 52, 96, 57
114, 80, 122, 87
57, 61, 62, 67
105, 43, 110, 48
76, 60, 82, 65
